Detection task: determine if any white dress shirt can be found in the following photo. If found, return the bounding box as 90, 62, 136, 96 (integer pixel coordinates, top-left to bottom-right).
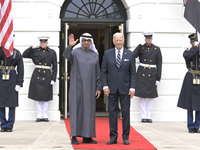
115, 47, 123, 61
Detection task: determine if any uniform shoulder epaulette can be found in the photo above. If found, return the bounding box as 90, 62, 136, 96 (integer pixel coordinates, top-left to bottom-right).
142, 46, 144, 50
141, 44, 145, 49
47, 47, 52, 52
153, 45, 160, 50
136, 44, 142, 49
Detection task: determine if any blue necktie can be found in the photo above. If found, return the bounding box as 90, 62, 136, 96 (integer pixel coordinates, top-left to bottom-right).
116, 50, 121, 68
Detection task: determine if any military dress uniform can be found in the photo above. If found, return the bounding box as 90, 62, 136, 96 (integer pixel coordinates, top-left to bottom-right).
22, 38, 57, 122
0, 47, 24, 132
177, 33, 200, 133
134, 33, 162, 123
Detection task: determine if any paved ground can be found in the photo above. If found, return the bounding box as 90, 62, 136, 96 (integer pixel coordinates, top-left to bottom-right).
0, 120, 200, 150
132, 122, 200, 150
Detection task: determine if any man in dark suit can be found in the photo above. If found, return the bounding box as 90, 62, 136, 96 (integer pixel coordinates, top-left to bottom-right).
101, 32, 136, 145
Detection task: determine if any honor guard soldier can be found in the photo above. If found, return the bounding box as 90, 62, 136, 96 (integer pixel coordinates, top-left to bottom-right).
0, 47, 24, 132
22, 36, 57, 122
177, 33, 200, 133
134, 32, 162, 123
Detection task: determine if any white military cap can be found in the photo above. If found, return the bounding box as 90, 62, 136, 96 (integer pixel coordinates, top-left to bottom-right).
143, 32, 154, 38
38, 36, 49, 42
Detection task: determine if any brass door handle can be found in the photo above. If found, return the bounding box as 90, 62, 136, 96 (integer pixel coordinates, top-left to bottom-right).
61, 72, 69, 81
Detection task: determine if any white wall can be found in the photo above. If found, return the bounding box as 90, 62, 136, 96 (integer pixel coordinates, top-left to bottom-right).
12, 0, 65, 121
122, 0, 194, 122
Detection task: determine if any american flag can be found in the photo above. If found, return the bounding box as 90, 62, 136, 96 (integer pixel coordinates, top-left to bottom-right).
0, 0, 14, 57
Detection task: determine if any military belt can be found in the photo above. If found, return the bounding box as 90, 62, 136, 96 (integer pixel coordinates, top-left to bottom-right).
35, 65, 51, 69
139, 63, 156, 68
0, 66, 16, 70
188, 70, 200, 74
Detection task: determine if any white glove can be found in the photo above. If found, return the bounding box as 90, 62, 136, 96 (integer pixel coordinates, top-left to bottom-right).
194, 42, 199, 46
32, 45, 39, 49
155, 81, 160, 86
15, 85, 21, 92
51, 80, 54, 85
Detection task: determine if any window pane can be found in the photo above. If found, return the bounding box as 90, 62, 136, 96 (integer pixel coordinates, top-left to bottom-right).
64, 0, 122, 19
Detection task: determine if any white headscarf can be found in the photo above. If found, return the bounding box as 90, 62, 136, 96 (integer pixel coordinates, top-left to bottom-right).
73, 33, 98, 54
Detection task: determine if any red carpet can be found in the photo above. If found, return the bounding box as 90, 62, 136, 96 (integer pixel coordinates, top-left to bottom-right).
64, 117, 157, 150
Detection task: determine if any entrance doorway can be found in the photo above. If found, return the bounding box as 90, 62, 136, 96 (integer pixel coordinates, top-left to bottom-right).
59, 0, 127, 118
59, 23, 122, 118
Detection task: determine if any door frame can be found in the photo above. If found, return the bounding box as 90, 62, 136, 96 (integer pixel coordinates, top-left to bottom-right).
59, 23, 126, 118
59, 0, 128, 119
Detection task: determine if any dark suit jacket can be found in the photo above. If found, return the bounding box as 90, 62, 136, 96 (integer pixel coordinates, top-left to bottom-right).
101, 48, 136, 94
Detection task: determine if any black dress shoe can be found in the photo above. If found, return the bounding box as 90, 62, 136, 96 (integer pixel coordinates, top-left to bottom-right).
141, 119, 147, 123
36, 118, 42, 122
107, 139, 117, 145
1, 128, 7, 132
82, 137, 97, 144
71, 136, 79, 145
194, 129, 200, 133
6, 128, 13, 132
43, 118, 49, 122
189, 129, 195, 133
123, 139, 130, 145
147, 119, 153, 123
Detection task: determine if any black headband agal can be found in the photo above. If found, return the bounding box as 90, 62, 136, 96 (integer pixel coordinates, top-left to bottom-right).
81, 35, 93, 39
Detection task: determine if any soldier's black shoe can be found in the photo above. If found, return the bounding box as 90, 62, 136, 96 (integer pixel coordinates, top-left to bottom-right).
194, 129, 200, 133
189, 129, 195, 133
43, 118, 49, 122
6, 128, 13, 132
141, 119, 147, 123
36, 118, 43, 122
82, 137, 97, 144
1, 128, 7, 132
147, 119, 153, 123
71, 136, 79, 145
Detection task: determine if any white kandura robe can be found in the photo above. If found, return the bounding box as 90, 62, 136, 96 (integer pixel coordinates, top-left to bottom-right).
63, 46, 101, 137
